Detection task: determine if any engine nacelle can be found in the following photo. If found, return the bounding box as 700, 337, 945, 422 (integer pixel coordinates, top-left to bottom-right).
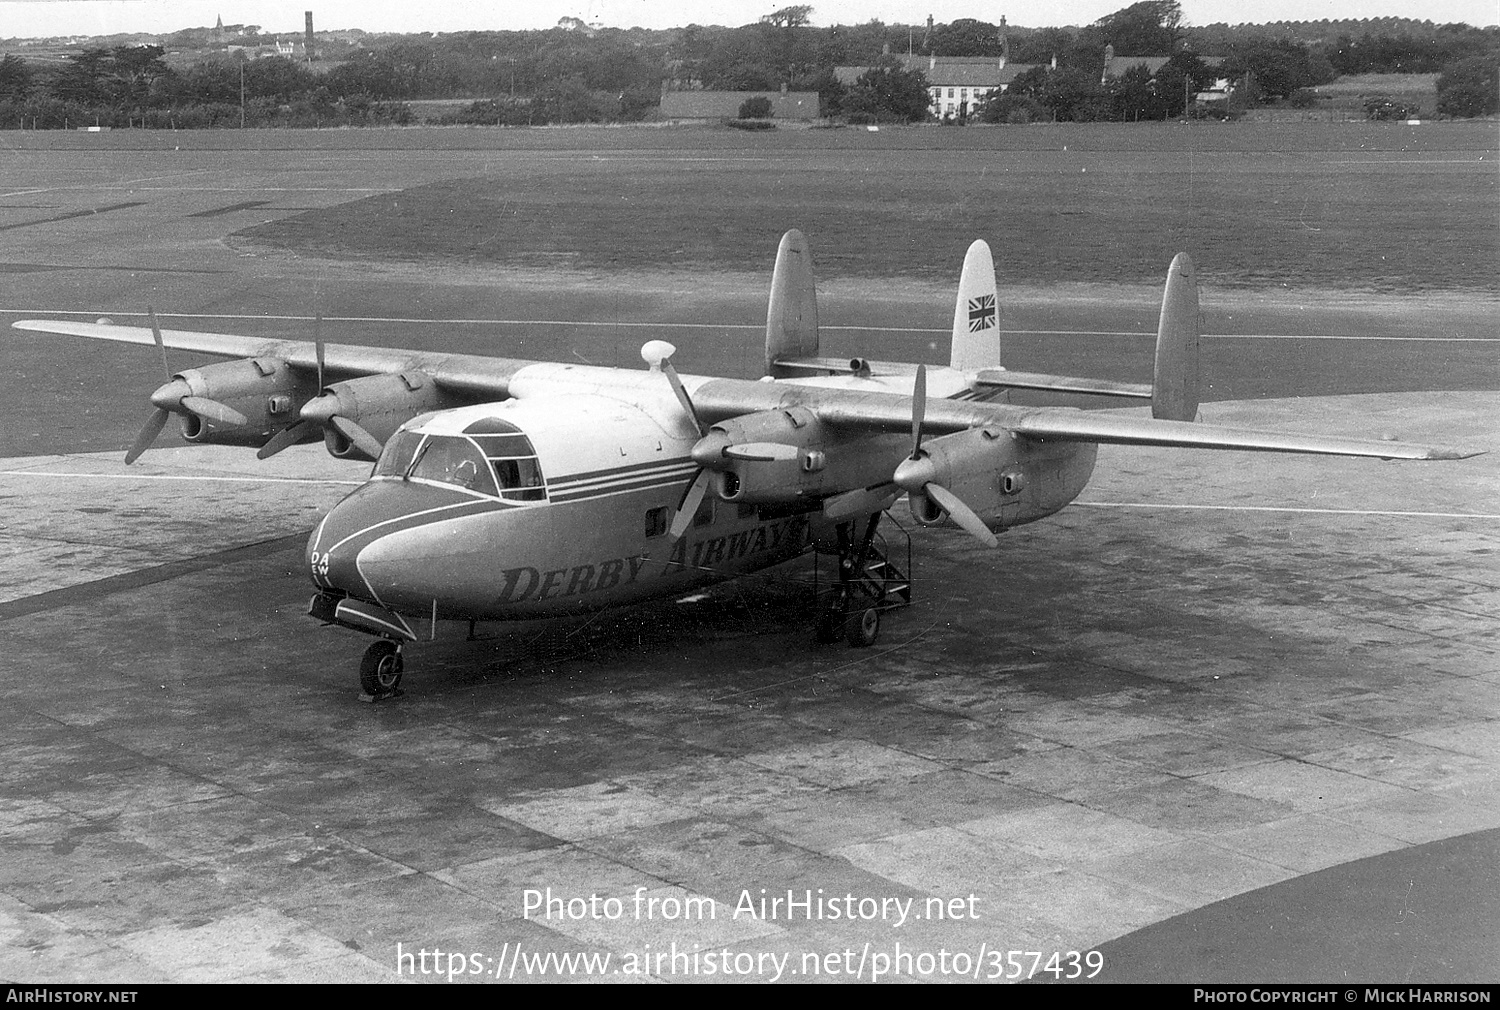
905, 427, 1098, 532
695, 407, 899, 505
174, 357, 308, 447
312, 371, 451, 460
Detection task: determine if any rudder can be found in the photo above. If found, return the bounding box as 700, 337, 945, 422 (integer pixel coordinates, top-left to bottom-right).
764, 230, 819, 378
949, 240, 1000, 372
1152, 252, 1200, 421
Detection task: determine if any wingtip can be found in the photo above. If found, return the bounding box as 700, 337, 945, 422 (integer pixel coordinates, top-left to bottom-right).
1427, 447, 1487, 461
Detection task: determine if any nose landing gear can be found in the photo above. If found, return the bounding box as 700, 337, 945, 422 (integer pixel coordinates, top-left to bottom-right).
358, 639, 405, 701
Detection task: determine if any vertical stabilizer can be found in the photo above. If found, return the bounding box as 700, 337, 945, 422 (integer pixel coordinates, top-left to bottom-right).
949, 240, 999, 372
764, 230, 819, 378
1152, 252, 1200, 421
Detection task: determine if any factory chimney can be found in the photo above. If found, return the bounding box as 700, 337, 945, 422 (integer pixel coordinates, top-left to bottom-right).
304, 11, 315, 62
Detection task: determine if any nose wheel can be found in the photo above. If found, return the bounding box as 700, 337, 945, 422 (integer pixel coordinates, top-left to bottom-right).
358, 639, 405, 701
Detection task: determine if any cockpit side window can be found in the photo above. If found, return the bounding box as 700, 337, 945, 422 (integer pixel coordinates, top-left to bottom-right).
466, 420, 547, 503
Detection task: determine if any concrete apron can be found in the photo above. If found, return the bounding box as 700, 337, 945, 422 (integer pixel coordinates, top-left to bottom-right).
0, 392, 1495, 983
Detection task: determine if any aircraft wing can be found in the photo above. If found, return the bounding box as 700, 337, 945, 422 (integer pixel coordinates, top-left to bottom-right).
690, 380, 1479, 462
11, 319, 528, 396
1001, 407, 1478, 460
16, 319, 1479, 463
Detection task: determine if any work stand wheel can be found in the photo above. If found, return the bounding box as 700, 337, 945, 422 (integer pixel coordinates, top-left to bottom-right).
359, 639, 405, 701
846, 607, 880, 648
815, 590, 848, 644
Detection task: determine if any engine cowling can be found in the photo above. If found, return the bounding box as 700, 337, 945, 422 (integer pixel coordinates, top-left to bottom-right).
303, 371, 450, 461
690, 406, 899, 505
897, 427, 1097, 533
169, 357, 308, 447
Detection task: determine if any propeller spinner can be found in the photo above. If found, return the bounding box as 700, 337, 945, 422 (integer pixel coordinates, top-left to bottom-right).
891, 365, 999, 548
125, 307, 248, 465
256, 316, 384, 461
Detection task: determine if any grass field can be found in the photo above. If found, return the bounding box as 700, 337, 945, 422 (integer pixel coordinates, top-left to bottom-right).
1313, 73, 1441, 118
223, 121, 1496, 294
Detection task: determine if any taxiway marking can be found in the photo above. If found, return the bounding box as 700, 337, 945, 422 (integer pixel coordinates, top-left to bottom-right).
3, 309, 1493, 342
0, 469, 363, 486
1073, 502, 1500, 519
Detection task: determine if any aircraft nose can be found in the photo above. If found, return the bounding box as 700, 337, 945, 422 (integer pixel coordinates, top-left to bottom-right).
306, 480, 506, 604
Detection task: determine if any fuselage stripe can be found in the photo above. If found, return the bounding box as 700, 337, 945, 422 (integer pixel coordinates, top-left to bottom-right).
549, 458, 697, 487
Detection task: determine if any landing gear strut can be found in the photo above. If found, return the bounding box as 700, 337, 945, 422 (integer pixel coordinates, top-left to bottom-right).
816, 512, 911, 648
358, 639, 405, 701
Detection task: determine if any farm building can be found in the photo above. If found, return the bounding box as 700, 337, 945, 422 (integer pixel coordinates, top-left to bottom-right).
834, 54, 1042, 120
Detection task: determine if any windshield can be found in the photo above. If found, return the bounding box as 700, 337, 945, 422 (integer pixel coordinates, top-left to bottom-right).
373, 432, 498, 496
373, 430, 424, 477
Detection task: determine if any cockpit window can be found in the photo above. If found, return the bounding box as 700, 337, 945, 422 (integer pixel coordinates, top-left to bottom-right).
409, 436, 499, 495
373, 430, 425, 478
371, 421, 547, 503
373, 432, 498, 496
465, 419, 547, 502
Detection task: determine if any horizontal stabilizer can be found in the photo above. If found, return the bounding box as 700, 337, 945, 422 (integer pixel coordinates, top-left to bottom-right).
1007, 410, 1481, 461
772, 355, 918, 377
975, 368, 1153, 399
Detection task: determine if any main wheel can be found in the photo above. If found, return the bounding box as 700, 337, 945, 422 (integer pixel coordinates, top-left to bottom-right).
359, 639, 404, 696
846, 607, 880, 648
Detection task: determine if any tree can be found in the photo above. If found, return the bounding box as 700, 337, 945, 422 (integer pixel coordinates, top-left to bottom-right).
843, 59, 930, 122
1151, 51, 1213, 117
0, 55, 33, 101
1111, 64, 1155, 120
739, 95, 773, 118
761, 5, 813, 29
1225, 39, 1319, 101
927, 19, 1002, 57
1436, 56, 1499, 118
1086, 1, 1182, 55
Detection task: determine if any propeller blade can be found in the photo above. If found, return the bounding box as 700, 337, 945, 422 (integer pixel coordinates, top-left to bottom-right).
910, 363, 927, 460
314, 314, 325, 390
723, 441, 799, 463
925, 483, 999, 548
146, 306, 170, 380
257, 419, 316, 460
823, 482, 901, 520
180, 396, 248, 428
669, 469, 711, 541
330, 415, 385, 459
124, 408, 170, 465
660, 358, 707, 437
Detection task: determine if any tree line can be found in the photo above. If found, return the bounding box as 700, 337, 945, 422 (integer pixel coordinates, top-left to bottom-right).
0, 4, 1494, 129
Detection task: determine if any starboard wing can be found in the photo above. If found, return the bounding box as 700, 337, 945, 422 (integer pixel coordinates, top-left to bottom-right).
11, 318, 526, 397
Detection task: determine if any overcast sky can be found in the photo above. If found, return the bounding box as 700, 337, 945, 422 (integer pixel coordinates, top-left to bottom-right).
2, 0, 1493, 40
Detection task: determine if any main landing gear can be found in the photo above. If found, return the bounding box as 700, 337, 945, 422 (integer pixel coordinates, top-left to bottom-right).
816, 512, 912, 649
358, 639, 405, 701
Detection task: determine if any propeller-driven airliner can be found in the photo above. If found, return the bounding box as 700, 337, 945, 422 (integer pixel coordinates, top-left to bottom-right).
13, 231, 1477, 699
